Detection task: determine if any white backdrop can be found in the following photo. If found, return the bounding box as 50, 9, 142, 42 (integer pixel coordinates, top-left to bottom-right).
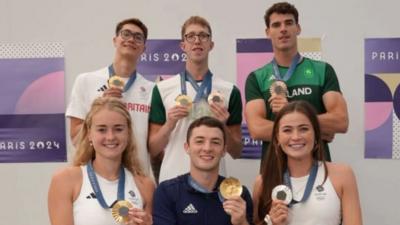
0, 0, 399, 224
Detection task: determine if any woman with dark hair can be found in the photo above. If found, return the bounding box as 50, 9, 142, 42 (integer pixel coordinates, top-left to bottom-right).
48, 97, 154, 225
252, 101, 361, 225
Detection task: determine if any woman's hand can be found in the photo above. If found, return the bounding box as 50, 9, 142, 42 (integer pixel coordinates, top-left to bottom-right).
127, 207, 153, 225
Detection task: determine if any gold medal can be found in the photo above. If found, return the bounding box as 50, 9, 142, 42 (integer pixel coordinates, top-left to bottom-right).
111, 200, 133, 224
269, 80, 287, 96
175, 95, 193, 109
219, 177, 243, 199
108, 76, 125, 90
207, 91, 225, 106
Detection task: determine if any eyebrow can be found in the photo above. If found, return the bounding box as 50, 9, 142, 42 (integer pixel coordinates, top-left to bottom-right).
281, 123, 310, 128
93, 124, 126, 127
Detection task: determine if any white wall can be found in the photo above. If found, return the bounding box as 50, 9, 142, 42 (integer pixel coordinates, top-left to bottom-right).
0, 0, 399, 224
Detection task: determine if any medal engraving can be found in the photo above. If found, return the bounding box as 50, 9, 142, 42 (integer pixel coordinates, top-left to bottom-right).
111, 200, 133, 223
219, 177, 243, 199
175, 95, 193, 109
207, 91, 225, 106
271, 185, 292, 205
108, 76, 125, 90
269, 80, 288, 96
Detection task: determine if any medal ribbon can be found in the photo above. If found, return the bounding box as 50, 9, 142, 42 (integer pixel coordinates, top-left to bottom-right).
188, 175, 211, 193
283, 162, 318, 206
108, 65, 137, 92
180, 70, 213, 102
188, 175, 225, 203
271, 53, 301, 81
87, 160, 125, 209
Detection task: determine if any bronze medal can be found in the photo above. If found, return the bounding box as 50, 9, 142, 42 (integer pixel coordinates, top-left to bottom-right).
269, 80, 288, 96
219, 177, 243, 199
111, 200, 133, 223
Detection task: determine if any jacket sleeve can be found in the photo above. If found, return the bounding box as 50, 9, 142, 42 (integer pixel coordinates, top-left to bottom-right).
152, 183, 178, 225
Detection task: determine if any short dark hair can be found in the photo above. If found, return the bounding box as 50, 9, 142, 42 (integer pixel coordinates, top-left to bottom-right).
115, 18, 148, 40
186, 116, 226, 144
181, 16, 212, 40
264, 2, 299, 28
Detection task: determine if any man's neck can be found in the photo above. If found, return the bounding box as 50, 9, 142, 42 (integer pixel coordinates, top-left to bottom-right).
113, 56, 137, 78
186, 61, 209, 81
273, 48, 299, 67
189, 170, 219, 192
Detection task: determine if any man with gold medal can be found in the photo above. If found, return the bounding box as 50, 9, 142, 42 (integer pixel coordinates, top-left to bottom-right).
148, 16, 243, 183
66, 18, 155, 181
153, 116, 253, 225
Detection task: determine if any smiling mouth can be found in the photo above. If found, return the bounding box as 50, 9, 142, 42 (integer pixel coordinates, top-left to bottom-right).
288, 143, 306, 149
279, 36, 290, 41
200, 155, 214, 160
104, 143, 119, 149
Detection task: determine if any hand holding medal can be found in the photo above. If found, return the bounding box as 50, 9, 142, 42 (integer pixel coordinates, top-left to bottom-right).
103, 76, 125, 98
220, 177, 248, 224
264, 185, 292, 225
269, 80, 288, 97
268, 80, 289, 114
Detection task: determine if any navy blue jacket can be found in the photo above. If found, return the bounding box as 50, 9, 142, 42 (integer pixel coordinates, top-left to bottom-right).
153, 173, 254, 225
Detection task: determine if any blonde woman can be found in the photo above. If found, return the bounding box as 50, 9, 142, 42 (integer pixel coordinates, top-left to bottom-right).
49, 97, 154, 225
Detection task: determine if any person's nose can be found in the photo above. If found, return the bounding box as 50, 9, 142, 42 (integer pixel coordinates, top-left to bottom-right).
279, 24, 288, 33
193, 35, 201, 44
291, 130, 301, 140
202, 141, 212, 152
106, 130, 116, 140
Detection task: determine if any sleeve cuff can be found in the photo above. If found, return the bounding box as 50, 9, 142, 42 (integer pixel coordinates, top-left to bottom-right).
264, 214, 272, 225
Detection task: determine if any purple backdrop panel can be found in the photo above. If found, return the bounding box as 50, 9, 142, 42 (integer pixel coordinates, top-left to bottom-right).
137, 39, 185, 81
365, 38, 400, 74
0, 57, 66, 163
237, 39, 274, 159
0, 114, 66, 162
365, 112, 393, 159
364, 38, 400, 159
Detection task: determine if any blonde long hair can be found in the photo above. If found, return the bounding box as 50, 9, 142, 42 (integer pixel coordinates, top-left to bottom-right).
73, 97, 143, 176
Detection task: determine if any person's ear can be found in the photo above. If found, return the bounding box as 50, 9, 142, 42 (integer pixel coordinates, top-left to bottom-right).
265, 28, 270, 37
296, 24, 301, 35
112, 37, 117, 47
184, 142, 190, 154
180, 41, 186, 52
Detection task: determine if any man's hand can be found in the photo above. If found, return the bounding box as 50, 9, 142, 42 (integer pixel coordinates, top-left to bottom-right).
268, 94, 288, 114
166, 105, 189, 128
209, 102, 229, 124
223, 196, 248, 225
103, 87, 123, 98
